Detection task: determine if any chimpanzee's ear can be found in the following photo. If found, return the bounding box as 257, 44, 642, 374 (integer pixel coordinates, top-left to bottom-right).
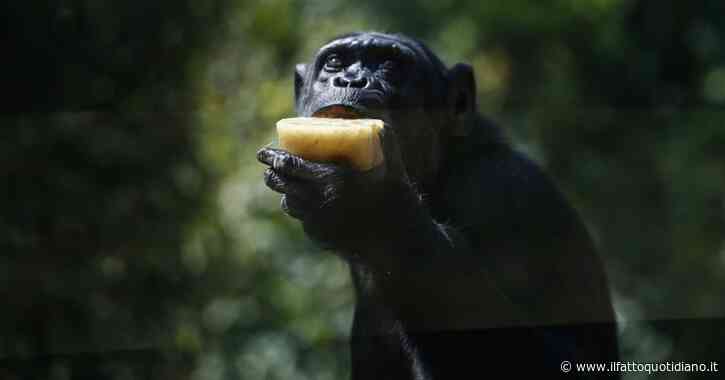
447, 63, 476, 136
294, 63, 307, 104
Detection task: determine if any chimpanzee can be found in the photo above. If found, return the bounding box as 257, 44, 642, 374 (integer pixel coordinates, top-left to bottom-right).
257, 32, 619, 379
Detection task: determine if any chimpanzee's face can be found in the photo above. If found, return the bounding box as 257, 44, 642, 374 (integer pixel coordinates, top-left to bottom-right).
293, 32, 469, 185
295, 32, 447, 123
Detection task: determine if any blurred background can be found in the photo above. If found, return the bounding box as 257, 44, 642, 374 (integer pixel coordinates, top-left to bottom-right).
2, 0, 725, 379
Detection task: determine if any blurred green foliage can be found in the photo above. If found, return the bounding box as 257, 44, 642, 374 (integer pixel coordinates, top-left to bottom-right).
2, 0, 725, 379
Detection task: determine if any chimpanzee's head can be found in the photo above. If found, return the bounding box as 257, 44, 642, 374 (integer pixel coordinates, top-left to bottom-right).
293, 32, 477, 184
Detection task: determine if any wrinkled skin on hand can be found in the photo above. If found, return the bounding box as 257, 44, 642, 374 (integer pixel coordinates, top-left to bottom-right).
257, 127, 412, 249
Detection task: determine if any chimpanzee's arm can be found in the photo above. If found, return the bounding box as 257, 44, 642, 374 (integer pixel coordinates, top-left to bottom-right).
341, 177, 528, 330
347, 147, 619, 378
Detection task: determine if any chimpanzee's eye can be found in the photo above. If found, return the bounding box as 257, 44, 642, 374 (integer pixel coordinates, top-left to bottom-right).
381, 60, 396, 71
324, 54, 343, 71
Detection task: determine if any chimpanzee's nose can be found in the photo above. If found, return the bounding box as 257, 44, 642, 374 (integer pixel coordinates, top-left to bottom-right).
333, 75, 369, 88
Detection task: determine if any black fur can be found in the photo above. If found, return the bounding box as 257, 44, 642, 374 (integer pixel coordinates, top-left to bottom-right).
258, 31, 619, 379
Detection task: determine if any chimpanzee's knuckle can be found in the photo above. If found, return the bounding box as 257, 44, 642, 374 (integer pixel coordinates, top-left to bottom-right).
256, 148, 266, 162
321, 184, 340, 207
263, 168, 275, 186
263, 168, 282, 188
290, 155, 305, 170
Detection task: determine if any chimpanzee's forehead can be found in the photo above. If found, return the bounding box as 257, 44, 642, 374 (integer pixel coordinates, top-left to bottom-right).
317, 32, 421, 60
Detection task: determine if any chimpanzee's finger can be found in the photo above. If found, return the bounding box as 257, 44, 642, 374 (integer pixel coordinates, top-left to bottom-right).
280, 194, 316, 220
263, 168, 319, 201
257, 147, 338, 181
256, 147, 286, 166
377, 125, 407, 181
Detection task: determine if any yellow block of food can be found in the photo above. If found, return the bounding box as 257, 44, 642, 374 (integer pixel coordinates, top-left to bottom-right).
276, 117, 384, 171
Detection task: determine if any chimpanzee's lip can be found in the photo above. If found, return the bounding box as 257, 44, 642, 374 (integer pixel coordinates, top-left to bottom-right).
312, 104, 367, 119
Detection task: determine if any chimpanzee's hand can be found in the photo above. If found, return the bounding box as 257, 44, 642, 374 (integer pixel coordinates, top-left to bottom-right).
257, 127, 411, 249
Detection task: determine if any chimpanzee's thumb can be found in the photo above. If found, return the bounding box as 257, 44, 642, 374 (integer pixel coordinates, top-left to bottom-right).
377, 125, 408, 183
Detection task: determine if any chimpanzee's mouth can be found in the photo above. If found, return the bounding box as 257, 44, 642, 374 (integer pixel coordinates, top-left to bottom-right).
312, 105, 365, 119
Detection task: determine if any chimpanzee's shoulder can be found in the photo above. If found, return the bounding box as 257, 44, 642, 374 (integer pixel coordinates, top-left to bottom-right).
433, 132, 580, 245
